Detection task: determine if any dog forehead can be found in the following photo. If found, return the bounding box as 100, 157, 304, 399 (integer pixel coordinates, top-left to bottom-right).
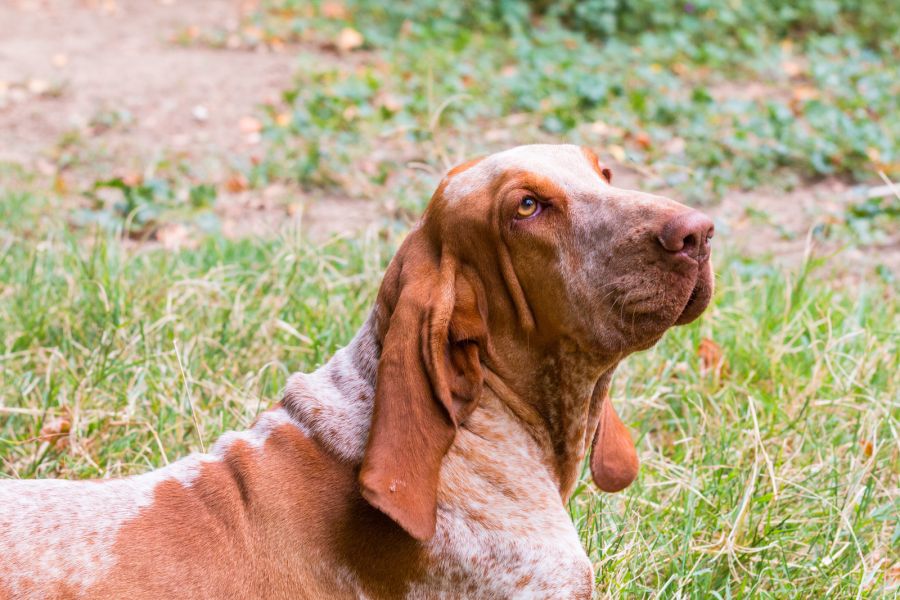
442, 144, 606, 202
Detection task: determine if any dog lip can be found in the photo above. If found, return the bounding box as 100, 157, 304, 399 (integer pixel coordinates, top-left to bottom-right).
674, 270, 712, 325
669, 249, 710, 266
683, 284, 700, 308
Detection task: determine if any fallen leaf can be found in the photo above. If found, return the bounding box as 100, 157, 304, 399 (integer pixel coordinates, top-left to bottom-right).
634, 132, 652, 150
859, 439, 873, 457
53, 174, 68, 195
238, 116, 262, 133
698, 338, 727, 378
321, 1, 348, 19
335, 27, 364, 52
39, 417, 71, 451
225, 173, 249, 193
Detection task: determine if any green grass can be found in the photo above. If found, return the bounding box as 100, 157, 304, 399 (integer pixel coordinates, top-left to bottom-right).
228, 0, 900, 204
1, 190, 897, 597
573, 257, 898, 596
2, 0, 899, 597
0, 207, 382, 478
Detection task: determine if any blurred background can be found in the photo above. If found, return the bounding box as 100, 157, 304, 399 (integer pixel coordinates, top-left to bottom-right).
1, 1, 897, 597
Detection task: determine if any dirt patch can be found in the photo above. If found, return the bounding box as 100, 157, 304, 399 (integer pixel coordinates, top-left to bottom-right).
216, 187, 382, 242
0, 0, 288, 166
0, 2, 895, 275
0, 0, 383, 240
707, 179, 899, 280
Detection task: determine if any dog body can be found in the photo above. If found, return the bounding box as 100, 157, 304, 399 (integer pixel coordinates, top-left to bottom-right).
1, 333, 591, 599
0, 145, 714, 599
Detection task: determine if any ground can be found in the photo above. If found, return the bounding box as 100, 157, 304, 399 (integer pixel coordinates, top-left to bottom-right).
3, 0, 897, 264
0, 1, 897, 598
1, 0, 377, 240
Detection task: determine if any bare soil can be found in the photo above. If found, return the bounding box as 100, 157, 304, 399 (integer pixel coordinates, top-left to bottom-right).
0, 0, 286, 164
0, 0, 896, 274
0, 0, 376, 241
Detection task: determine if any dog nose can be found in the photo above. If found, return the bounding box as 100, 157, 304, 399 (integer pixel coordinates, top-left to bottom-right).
658, 210, 714, 262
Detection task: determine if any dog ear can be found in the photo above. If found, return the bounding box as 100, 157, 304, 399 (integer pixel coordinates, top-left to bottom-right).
581, 146, 613, 183
359, 233, 487, 542
589, 395, 639, 493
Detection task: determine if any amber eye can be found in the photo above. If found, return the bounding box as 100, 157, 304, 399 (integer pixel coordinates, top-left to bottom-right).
516, 196, 540, 218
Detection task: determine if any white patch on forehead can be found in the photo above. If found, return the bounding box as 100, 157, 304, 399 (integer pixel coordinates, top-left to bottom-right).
442, 144, 606, 203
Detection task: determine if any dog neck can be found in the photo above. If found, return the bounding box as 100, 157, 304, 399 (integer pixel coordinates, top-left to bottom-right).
282, 313, 379, 463
484, 340, 619, 501
283, 311, 617, 502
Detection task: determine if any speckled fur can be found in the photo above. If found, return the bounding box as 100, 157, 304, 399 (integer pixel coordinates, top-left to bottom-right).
0, 408, 293, 599
284, 324, 595, 598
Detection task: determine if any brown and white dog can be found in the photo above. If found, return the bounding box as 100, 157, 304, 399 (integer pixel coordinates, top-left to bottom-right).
0, 144, 714, 599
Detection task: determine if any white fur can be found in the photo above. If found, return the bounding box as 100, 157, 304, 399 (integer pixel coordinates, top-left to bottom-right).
0, 464, 185, 597
283, 318, 377, 462
0, 407, 294, 598
442, 144, 607, 203
410, 415, 593, 599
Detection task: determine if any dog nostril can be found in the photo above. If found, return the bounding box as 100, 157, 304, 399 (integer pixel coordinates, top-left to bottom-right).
682, 233, 699, 250
658, 211, 715, 259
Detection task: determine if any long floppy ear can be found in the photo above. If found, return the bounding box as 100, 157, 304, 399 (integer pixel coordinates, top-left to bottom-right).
359, 234, 487, 542
590, 395, 639, 492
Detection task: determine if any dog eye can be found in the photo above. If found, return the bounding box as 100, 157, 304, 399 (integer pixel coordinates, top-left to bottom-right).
516, 196, 540, 218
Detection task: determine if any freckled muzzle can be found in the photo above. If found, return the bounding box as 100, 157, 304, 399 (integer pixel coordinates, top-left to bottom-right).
656, 209, 715, 325
603, 206, 715, 333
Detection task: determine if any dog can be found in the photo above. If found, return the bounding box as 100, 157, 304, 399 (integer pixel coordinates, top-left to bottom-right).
0, 144, 714, 599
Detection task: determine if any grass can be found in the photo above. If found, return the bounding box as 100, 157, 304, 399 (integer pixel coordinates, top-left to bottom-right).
226, 0, 900, 204
574, 257, 898, 596
2, 0, 899, 597
1, 189, 897, 597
